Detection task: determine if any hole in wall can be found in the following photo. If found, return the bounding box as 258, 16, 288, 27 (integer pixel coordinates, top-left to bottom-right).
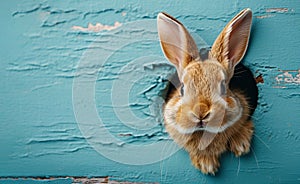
229, 63, 259, 117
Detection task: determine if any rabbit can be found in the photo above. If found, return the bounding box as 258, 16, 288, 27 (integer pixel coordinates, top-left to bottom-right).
157, 8, 256, 175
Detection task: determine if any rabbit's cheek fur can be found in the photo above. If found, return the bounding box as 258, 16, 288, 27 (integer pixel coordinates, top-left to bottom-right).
202, 95, 242, 133
222, 96, 243, 129
175, 106, 195, 129
225, 96, 238, 108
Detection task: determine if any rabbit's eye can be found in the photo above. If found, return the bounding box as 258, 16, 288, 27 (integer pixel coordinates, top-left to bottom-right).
220, 80, 226, 95
180, 84, 184, 96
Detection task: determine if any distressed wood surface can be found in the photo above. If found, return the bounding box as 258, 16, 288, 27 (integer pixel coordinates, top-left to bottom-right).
0, 0, 299, 183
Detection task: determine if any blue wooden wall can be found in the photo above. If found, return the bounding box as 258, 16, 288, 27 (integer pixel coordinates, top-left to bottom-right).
1, 0, 299, 183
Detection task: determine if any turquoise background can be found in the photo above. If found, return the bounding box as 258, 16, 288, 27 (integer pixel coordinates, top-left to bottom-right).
1, 0, 300, 183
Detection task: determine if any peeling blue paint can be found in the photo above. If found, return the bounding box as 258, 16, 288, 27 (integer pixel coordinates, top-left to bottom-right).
0, 178, 73, 184
0, 0, 300, 183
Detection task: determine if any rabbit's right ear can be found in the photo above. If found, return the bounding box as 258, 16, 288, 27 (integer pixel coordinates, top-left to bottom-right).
157, 12, 200, 78
210, 8, 252, 78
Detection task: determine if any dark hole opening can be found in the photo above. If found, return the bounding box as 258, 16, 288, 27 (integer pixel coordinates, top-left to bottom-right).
229, 63, 259, 117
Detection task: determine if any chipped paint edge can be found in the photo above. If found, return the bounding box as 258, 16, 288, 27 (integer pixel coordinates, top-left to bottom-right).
0, 177, 158, 184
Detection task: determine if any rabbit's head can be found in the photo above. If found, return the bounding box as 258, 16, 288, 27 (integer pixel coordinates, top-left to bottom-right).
158, 9, 252, 134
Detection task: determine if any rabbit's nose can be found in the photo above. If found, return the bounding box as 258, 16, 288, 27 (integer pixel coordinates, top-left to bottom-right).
193, 103, 210, 120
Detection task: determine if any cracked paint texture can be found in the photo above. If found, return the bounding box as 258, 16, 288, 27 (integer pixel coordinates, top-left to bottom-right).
0, 0, 300, 183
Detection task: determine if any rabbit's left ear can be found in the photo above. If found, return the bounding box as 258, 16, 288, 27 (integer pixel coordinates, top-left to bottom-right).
157, 12, 200, 78
210, 8, 252, 77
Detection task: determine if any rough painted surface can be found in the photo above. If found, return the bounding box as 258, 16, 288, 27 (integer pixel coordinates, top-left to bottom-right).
0, 0, 299, 183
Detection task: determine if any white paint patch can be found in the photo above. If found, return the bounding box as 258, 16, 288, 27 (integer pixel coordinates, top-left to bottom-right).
275, 70, 300, 84
266, 8, 289, 13
256, 15, 275, 19
72, 22, 122, 32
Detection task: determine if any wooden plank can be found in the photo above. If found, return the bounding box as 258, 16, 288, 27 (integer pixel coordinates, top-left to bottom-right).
0, 0, 299, 183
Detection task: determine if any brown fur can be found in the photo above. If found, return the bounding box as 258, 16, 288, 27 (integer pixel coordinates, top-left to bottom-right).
164, 89, 253, 174
158, 9, 254, 175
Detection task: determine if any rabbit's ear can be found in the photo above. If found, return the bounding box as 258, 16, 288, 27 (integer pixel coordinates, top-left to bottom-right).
157, 12, 200, 77
210, 8, 252, 76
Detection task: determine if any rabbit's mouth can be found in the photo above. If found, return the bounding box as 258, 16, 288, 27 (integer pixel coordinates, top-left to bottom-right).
195, 120, 207, 129
197, 121, 205, 128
